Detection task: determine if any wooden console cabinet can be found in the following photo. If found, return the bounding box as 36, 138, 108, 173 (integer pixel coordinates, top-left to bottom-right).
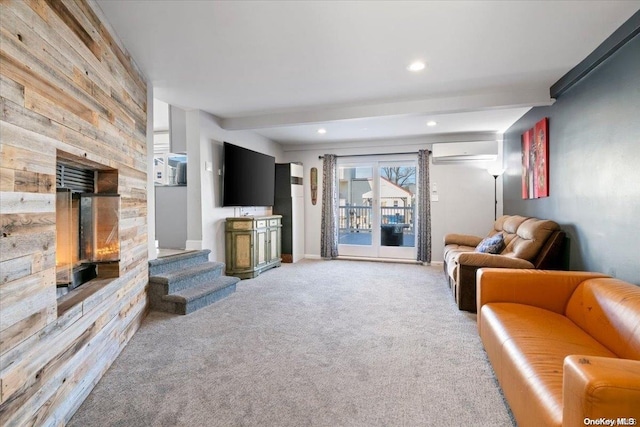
225, 215, 282, 279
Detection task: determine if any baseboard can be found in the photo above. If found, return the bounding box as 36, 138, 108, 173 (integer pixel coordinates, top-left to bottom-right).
302, 254, 442, 265
336, 256, 423, 265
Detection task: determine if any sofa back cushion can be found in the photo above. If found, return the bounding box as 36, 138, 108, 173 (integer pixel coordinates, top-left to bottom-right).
501, 218, 560, 261
490, 215, 528, 249
565, 278, 640, 360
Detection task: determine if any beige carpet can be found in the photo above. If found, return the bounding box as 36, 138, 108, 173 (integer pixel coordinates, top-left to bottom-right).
69, 260, 514, 426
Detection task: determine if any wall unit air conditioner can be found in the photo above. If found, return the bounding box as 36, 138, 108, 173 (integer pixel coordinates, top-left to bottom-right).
431, 141, 498, 163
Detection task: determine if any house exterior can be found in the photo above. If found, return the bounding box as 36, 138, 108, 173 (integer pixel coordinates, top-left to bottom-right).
363, 177, 414, 225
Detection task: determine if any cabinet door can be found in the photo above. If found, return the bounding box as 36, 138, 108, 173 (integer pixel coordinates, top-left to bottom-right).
233, 232, 253, 269
268, 227, 280, 263
255, 228, 268, 267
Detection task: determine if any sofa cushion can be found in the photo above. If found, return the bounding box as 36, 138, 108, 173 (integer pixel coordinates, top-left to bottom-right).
443, 243, 475, 260
480, 302, 616, 427
501, 215, 528, 234
443, 244, 475, 267
475, 233, 504, 254
565, 278, 640, 360
502, 218, 560, 261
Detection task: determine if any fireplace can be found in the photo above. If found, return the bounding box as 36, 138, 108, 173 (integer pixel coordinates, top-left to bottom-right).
56, 180, 120, 294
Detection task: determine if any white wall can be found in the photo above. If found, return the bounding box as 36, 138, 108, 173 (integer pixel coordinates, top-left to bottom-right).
281, 136, 505, 261
186, 110, 284, 262
169, 105, 188, 153
430, 163, 503, 260
147, 84, 157, 260
155, 186, 188, 248
185, 110, 203, 249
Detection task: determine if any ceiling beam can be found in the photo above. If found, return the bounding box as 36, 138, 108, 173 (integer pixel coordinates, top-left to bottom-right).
281, 131, 502, 153
220, 86, 554, 131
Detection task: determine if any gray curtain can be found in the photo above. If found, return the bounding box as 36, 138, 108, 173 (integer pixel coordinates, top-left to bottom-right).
417, 149, 432, 263
320, 154, 339, 259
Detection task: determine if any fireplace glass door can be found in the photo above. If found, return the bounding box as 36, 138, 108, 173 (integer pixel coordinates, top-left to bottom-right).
56, 191, 120, 289
56, 188, 75, 285
80, 194, 120, 263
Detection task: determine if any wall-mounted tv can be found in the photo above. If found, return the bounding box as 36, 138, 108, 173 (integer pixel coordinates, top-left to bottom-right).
222, 142, 275, 207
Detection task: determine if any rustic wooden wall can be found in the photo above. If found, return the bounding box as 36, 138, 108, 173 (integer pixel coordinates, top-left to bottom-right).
0, 0, 148, 425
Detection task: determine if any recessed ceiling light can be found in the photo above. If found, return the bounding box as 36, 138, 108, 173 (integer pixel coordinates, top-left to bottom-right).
427, 121, 437, 127
317, 128, 327, 134
407, 61, 426, 72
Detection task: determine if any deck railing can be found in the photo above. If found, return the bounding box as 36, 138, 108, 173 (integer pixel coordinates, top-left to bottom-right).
339, 205, 372, 233
339, 205, 414, 233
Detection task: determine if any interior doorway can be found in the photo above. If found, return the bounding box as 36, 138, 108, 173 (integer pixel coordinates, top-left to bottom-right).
153, 99, 188, 250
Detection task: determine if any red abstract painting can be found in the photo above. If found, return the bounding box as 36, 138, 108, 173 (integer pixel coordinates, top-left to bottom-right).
521, 128, 533, 199
521, 118, 549, 199
533, 118, 549, 198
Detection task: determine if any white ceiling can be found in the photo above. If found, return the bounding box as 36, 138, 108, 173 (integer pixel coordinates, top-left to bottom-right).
95, 0, 639, 146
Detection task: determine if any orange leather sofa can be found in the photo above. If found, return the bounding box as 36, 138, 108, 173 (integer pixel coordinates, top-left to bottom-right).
477, 268, 640, 427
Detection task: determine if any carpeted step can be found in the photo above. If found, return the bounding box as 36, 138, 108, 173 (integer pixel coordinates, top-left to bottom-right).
149, 261, 225, 295
159, 276, 240, 315
148, 250, 211, 276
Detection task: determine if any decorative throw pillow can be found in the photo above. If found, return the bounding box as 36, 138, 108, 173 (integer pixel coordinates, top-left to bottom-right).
475, 233, 505, 254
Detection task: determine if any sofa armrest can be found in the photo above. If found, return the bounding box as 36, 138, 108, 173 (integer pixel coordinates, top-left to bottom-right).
456, 252, 534, 269
563, 355, 640, 426
476, 269, 610, 326
443, 233, 483, 247
453, 256, 533, 313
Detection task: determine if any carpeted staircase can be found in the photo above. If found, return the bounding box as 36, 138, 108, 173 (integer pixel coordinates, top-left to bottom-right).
148, 250, 239, 315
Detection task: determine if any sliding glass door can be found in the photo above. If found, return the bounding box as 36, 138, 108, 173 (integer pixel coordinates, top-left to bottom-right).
338, 164, 375, 257
377, 162, 417, 259
338, 159, 417, 260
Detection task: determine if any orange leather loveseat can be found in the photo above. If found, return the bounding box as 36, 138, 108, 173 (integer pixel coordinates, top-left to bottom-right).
477, 269, 640, 427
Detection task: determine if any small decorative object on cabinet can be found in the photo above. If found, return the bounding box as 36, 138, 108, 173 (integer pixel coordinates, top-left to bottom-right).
225, 215, 282, 279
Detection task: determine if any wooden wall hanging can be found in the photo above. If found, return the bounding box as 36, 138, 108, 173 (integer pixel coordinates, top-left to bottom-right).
310, 167, 318, 205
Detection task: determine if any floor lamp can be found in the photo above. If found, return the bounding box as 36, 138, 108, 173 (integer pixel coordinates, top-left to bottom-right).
487, 167, 506, 221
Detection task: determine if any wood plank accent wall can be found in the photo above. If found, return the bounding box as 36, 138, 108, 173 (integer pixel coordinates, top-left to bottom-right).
0, 0, 148, 425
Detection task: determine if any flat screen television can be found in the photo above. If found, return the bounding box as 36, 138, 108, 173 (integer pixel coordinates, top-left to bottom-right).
222, 142, 275, 207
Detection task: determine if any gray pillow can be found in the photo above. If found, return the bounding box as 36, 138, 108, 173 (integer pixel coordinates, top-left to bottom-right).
475, 233, 505, 254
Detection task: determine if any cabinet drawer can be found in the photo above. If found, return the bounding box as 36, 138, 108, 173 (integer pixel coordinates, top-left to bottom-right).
269, 219, 280, 226
230, 221, 252, 230
256, 220, 267, 228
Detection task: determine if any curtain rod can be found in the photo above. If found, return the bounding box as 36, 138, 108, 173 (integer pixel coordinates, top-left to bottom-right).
318, 150, 430, 160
